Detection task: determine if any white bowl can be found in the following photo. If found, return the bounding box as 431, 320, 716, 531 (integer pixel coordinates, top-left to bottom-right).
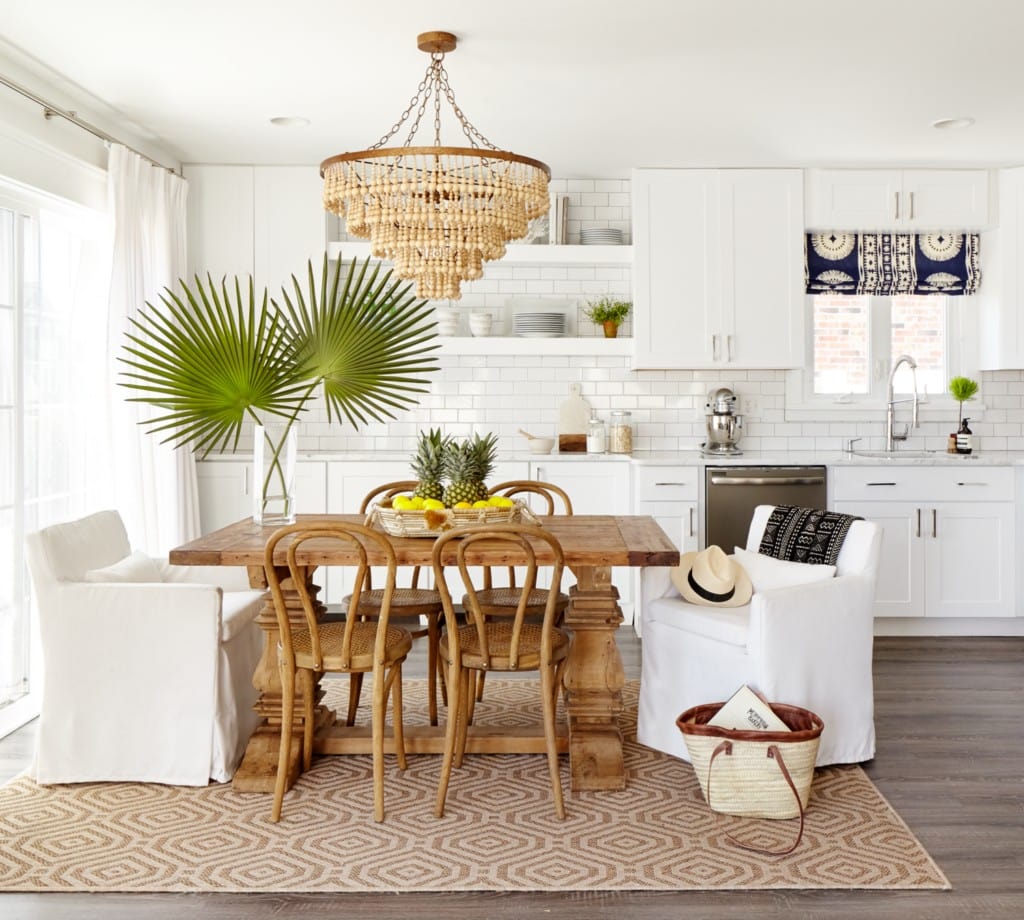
526, 437, 555, 454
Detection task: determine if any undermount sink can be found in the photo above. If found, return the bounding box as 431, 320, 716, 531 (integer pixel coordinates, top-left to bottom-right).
849, 449, 975, 460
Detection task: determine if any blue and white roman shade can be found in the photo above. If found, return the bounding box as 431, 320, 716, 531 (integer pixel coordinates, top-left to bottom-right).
805, 232, 981, 296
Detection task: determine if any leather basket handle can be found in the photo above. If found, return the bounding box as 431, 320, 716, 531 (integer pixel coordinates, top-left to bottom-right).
707, 740, 806, 857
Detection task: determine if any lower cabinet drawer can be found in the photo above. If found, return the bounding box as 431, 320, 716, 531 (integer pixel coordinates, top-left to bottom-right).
634, 465, 699, 502
832, 466, 1013, 503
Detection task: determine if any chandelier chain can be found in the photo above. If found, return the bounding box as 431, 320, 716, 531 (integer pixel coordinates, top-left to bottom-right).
369, 60, 436, 150
368, 52, 500, 153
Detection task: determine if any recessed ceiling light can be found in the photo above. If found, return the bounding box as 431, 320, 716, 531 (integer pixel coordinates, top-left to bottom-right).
931, 117, 975, 130
270, 116, 310, 128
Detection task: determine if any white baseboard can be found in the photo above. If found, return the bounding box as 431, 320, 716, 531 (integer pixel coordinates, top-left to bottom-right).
873, 618, 1024, 637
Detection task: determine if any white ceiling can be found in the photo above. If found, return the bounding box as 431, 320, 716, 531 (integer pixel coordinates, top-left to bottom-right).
1, 0, 1021, 177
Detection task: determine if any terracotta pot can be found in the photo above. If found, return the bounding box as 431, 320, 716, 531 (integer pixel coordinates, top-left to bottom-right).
602, 320, 619, 338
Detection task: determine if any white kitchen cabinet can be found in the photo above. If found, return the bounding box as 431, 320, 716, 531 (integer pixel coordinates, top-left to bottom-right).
805, 169, 991, 230
531, 458, 634, 620
833, 467, 1015, 619
632, 168, 804, 369
184, 164, 327, 297
196, 457, 328, 535
632, 464, 699, 635
980, 166, 1024, 370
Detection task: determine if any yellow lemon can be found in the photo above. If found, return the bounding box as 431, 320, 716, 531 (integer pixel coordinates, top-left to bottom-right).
473, 500, 490, 508
392, 495, 413, 510
410, 496, 425, 509
453, 501, 472, 509
490, 496, 514, 508
422, 498, 445, 510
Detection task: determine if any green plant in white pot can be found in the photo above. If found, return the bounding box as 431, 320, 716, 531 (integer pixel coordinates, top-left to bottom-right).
119, 256, 439, 522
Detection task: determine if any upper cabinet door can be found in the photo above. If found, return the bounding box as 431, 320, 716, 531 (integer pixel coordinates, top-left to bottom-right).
632, 168, 803, 369
253, 166, 328, 296
632, 169, 719, 368
720, 170, 804, 367
806, 169, 992, 230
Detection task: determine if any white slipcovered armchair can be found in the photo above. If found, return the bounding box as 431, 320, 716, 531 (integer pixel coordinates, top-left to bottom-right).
638, 505, 882, 766
24, 510, 264, 785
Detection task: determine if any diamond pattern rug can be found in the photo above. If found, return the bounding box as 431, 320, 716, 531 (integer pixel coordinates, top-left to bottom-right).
0, 680, 949, 892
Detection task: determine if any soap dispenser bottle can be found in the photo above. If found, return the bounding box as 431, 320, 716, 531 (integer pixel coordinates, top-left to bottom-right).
956, 418, 973, 455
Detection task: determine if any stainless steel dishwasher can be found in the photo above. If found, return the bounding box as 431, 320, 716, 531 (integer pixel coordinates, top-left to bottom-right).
704, 466, 827, 551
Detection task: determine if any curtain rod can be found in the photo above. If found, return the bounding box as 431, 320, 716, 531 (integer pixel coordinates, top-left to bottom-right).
0, 72, 178, 174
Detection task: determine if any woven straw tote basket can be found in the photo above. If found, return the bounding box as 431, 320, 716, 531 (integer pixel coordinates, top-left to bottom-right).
676, 702, 824, 855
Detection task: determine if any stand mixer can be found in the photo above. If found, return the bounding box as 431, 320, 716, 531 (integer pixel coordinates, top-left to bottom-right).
702, 387, 744, 455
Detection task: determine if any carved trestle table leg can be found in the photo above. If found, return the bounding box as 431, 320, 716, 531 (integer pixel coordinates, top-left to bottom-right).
231, 564, 331, 793
562, 563, 627, 791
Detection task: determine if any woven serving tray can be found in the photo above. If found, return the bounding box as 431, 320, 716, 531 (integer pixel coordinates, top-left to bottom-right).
368, 499, 536, 538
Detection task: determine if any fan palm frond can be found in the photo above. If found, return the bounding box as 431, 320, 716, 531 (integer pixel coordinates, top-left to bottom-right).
275, 256, 440, 428
118, 256, 440, 456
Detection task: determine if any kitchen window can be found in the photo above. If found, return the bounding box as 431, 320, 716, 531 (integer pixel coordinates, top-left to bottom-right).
785, 292, 977, 418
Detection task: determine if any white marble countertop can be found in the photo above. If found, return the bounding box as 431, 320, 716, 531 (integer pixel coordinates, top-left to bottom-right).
199, 449, 1024, 467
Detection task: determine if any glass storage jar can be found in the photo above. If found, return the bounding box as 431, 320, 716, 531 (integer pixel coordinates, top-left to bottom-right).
608, 410, 633, 454
587, 413, 607, 453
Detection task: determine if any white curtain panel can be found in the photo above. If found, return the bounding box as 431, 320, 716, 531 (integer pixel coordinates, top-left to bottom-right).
106, 144, 200, 553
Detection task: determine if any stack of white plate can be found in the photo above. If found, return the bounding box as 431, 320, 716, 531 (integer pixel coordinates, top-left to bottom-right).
580, 227, 623, 245
512, 312, 566, 338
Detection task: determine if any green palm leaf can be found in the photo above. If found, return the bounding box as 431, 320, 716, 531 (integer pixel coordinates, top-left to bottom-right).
275, 256, 440, 428
118, 256, 440, 456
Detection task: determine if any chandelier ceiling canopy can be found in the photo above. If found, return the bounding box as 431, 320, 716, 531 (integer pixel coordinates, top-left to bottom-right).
320, 31, 551, 301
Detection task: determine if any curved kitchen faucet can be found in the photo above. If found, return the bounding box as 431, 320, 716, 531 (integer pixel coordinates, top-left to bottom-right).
886, 354, 920, 451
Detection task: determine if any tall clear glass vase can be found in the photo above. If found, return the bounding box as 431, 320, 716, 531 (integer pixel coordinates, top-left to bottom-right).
253, 423, 297, 525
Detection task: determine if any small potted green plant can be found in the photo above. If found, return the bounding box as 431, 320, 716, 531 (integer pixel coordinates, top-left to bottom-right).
948, 376, 979, 453
948, 376, 979, 426
583, 297, 632, 338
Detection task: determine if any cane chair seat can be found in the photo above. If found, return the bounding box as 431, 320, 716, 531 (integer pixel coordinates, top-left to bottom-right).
441, 620, 569, 672
291, 622, 413, 671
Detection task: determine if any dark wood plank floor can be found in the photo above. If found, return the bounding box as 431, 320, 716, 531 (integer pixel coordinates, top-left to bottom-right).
2, 634, 1022, 919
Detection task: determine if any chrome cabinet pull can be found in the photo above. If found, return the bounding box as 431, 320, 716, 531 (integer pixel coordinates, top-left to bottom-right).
866, 481, 897, 487
711, 334, 720, 361
894, 191, 900, 220
909, 191, 915, 220
932, 508, 937, 538
957, 482, 987, 487
688, 506, 695, 538
916, 507, 921, 538
726, 334, 733, 362
243, 466, 249, 495
654, 481, 689, 487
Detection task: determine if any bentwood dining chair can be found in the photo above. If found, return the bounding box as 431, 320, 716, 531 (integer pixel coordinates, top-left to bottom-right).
466, 481, 574, 707
264, 521, 412, 823
433, 523, 571, 820
342, 481, 445, 726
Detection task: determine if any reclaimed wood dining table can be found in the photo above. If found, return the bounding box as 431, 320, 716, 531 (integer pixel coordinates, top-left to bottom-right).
170, 513, 678, 794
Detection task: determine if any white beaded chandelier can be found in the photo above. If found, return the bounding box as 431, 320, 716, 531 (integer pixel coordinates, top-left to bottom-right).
320, 31, 551, 301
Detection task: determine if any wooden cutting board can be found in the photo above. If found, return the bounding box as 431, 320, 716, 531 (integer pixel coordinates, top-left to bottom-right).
557, 383, 591, 452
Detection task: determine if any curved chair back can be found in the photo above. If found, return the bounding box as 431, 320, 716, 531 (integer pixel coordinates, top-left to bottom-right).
433, 523, 566, 669
488, 480, 574, 516
264, 521, 399, 671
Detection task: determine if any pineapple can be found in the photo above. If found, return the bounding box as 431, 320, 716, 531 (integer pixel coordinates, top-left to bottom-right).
443, 432, 498, 507
411, 428, 450, 503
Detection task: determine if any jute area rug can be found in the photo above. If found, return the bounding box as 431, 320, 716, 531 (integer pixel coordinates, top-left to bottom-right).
0, 679, 949, 893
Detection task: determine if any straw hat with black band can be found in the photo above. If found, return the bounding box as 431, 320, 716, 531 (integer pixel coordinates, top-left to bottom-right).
671, 545, 752, 608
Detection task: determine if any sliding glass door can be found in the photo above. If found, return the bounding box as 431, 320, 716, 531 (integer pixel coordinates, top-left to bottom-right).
0, 183, 110, 739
